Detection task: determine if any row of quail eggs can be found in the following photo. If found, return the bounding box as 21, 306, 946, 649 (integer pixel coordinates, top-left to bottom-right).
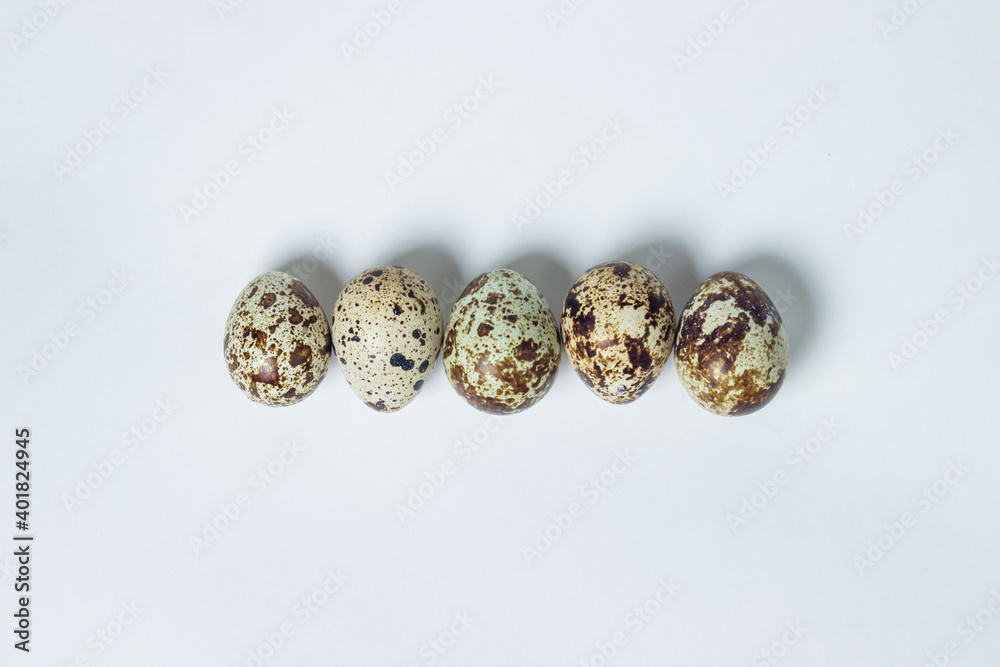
223, 262, 788, 416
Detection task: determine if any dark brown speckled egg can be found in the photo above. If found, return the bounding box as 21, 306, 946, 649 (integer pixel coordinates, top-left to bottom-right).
674, 271, 788, 416
224, 271, 332, 406
443, 269, 560, 414
562, 261, 675, 404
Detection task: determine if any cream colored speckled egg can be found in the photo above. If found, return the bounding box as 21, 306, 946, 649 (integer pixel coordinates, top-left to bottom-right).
332, 265, 443, 412
224, 271, 332, 406
443, 269, 560, 414
674, 271, 788, 416
562, 261, 675, 404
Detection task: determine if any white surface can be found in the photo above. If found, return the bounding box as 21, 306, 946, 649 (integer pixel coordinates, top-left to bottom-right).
2, 1, 1000, 665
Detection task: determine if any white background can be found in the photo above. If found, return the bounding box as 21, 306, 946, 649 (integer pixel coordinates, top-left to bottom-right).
2, 0, 1000, 665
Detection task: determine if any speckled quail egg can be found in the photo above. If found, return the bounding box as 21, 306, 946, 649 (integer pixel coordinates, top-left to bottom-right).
562, 261, 675, 404
443, 269, 560, 414
332, 265, 443, 412
224, 271, 332, 406
674, 271, 788, 416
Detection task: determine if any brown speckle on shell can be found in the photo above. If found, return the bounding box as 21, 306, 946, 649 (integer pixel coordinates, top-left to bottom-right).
289, 279, 320, 307
674, 271, 788, 416
224, 271, 332, 406
561, 261, 675, 404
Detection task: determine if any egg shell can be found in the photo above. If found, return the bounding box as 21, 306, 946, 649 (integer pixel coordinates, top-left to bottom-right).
674, 271, 788, 416
224, 271, 332, 406
562, 261, 675, 404
332, 265, 443, 413
443, 269, 560, 414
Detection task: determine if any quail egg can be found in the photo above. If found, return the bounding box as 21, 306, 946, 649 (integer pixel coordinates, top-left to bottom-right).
224, 271, 332, 406
674, 271, 788, 415
562, 261, 675, 403
332, 265, 443, 412
443, 269, 560, 414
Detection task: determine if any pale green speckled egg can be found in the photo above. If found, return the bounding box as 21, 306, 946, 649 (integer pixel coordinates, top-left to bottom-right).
443, 269, 560, 414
